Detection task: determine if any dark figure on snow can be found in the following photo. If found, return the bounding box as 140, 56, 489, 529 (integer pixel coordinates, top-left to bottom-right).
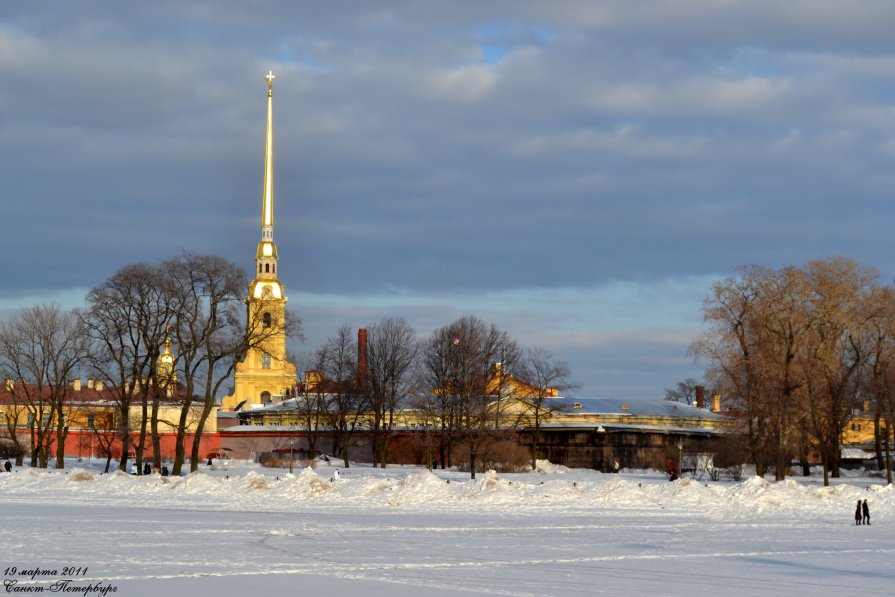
855, 500, 863, 525
863, 499, 870, 525
207, 457, 213, 466
161, 465, 169, 477
143, 462, 151, 475
3, 460, 11, 473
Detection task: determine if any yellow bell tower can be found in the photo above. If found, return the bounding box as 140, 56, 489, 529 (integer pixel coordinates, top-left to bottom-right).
222, 70, 297, 410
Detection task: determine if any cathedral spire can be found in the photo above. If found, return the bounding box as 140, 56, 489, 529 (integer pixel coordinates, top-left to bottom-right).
222, 69, 297, 411
255, 70, 280, 283
262, 69, 275, 237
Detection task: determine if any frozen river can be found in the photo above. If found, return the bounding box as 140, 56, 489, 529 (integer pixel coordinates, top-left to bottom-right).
1, 461, 893, 596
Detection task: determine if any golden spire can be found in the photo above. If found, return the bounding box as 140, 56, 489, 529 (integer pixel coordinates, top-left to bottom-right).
254, 69, 281, 287
262, 70, 275, 234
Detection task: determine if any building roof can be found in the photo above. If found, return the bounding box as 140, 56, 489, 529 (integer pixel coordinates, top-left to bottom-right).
554, 397, 725, 419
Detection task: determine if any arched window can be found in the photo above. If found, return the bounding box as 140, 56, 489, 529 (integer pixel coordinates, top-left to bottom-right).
259, 264, 262, 273
265, 263, 270, 273
273, 264, 276, 273
262, 354, 271, 369
260, 391, 271, 403
263, 312, 272, 328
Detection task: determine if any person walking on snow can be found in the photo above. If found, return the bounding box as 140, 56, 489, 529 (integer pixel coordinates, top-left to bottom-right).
3, 460, 10, 473
863, 499, 870, 525
855, 500, 863, 525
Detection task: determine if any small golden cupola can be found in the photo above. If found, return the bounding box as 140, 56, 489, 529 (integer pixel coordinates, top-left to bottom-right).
157, 327, 177, 397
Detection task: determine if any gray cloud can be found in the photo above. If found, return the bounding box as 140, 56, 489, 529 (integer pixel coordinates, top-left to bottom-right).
2, 1, 894, 396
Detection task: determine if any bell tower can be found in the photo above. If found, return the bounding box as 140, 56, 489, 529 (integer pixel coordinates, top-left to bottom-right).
222, 71, 297, 410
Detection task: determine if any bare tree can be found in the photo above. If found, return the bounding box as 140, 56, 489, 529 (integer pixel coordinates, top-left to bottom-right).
0, 304, 88, 469
861, 285, 895, 484
317, 325, 362, 467
693, 257, 879, 485
691, 265, 775, 477
364, 318, 416, 468
165, 253, 298, 474
516, 347, 577, 470
83, 263, 173, 472
421, 315, 511, 479
664, 378, 700, 405
799, 257, 876, 484
290, 351, 327, 458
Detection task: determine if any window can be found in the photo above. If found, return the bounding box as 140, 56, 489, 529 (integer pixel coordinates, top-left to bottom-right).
260, 391, 271, 403
263, 312, 272, 328
265, 263, 270, 273
259, 264, 262, 273
87, 415, 95, 429
262, 354, 271, 369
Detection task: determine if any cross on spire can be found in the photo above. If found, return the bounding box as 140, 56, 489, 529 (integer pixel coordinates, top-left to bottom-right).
266, 70, 275, 96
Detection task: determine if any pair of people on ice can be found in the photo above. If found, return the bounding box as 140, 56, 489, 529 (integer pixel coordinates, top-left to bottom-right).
855, 499, 870, 525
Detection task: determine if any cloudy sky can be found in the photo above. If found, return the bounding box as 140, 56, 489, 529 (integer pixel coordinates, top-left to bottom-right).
2, 1, 895, 399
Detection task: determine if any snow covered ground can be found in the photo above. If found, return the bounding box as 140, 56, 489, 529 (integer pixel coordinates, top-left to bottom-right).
1, 459, 893, 596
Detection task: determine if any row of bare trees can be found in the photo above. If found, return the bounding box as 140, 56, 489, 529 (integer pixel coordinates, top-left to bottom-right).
692, 256, 895, 485
0, 258, 572, 478
0, 253, 292, 474
292, 315, 576, 479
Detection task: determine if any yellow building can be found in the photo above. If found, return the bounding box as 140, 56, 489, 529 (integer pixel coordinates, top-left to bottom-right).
222, 71, 296, 410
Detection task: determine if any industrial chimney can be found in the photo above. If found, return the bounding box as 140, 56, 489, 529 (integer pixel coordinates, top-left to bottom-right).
357, 328, 368, 394
695, 385, 705, 409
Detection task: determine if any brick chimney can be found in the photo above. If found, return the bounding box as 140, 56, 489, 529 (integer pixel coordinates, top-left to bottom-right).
87, 378, 94, 390
695, 385, 705, 409
711, 394, 721, 413
4, 378, 12, 391
71, 378, 81, 392
94, 380, 104, 391
357, 328, 368, 393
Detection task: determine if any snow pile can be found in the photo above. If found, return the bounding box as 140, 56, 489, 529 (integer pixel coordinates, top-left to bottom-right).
387, 470, 454, 506
238, 471, 272, 491
1, 461, 893, 522
66, 469, 94, 482
535, 460, 569, 474
170, 472, 224, 495
278, 467, 335, 500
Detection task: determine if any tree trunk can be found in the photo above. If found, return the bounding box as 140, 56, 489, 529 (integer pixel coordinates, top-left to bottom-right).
151, 390, 162, 470
171, 408, 189, 476
54, 412, 66, 470
189, 393, 217, 474
136, 395, 149, 474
